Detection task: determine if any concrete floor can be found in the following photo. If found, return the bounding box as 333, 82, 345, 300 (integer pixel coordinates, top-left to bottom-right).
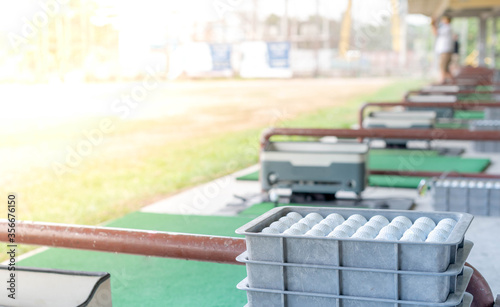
142, 139, 500, 295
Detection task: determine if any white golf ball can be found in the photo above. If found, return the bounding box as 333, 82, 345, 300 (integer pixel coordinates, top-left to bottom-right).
390, 220, 410, 232
435, 223, 454, 233
261, 227, 280, 234
348, 214, 368, 225
375, 232, 399, 241
428, 228, 450, 239
391, 216, 413, 229
286, 212, 303, 222
325, 213, 345, 224
357, 225, 377, 237
343, 219, 362, 231
305, 212, 324, 223
370, 215, 390, 227
305, 228, 325, 237
270, 221, 288, 233
352, 231, 372, 239
328, 229, 350, 238
334, 224, 356, 236
298, 218, 317, 228
426, 231, 447, 243
313, 223, 332, 234
412, 221, 433, 235
401, 232, 423, 242
279, 217, 296, 227
438, 218, 457, 228
320, 219, 341, 230
406, 227, 427, 241
365, 220, 384, 231
414, 217, 436, 229
283, 228, 303, 236
379, 225, 403, 238
290, 222, 309, 233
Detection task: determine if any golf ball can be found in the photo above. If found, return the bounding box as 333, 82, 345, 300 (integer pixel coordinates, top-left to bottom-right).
305, 212, 324, 223
428, 228, 450, 239
320, 218, 341, 230
438, 218, 457, 228
290, 222, 309, 233
435, 223, 453, 233
365, 220, 384, 231
352, 231, 372, 239
298, 218, 317, 228
279, 216, 296, 227
375, 232, 399, 241
390, 220, 410, 232
261, 227, 280, 234
357, 225, 377, 237
391, 216, 413, 229
334, 224, 355, 236
379, 225, 403, 238
286, 212, 303, 222
348, 214, 368, 225
270, 221, 288, 233
312, 223, 332, 234
401, 232, 423, 242
283, 228, 303, 236
426, 231, 447, 243
342, 219, 362, 231
305, 228, 325, 237
369, 215, 390, 227
414, 217, 436, 229
406, 227, 427, 241
412, 221, 433, 235
328, 229, 350, 238
325, 213, 345, 224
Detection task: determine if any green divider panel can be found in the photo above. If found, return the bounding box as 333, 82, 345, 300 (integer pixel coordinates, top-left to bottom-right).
369, 156, 490, 173
453, 110, 485, 120
18, 212, 252, 307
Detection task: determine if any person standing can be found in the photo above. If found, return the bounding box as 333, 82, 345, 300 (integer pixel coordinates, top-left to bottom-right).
432, 16, 455, 84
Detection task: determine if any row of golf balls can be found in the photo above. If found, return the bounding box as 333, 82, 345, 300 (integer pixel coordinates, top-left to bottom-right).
260, 212, 458, 243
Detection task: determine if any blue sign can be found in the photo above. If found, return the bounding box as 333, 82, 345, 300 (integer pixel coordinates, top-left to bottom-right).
209, 44, 232, 71
267, 42, 291, 69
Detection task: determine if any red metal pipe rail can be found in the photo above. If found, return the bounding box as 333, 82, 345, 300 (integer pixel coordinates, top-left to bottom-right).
260, 128, 500, 147
0, 220, 246, 265
406, 89, 500, 96
465, 262, 495, 307
358, 101, 500, 128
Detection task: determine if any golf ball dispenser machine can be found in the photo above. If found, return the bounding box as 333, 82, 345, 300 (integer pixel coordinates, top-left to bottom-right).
260, 141, 369, 200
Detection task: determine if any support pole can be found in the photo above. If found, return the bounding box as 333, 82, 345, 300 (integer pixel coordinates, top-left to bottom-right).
479, 16, 487, 66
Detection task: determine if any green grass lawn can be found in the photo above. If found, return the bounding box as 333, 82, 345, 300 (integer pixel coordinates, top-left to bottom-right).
1, 79, 425, 259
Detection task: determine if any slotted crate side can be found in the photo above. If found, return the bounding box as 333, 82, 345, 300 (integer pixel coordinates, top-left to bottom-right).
239, 241, 472, 303
238, 267, 473, 307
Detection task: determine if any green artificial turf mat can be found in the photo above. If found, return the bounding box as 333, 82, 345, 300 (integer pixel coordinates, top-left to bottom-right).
368, 155, 490, 173
453, 110, 485, 120
368, 175, 428, 188
434, 122, 469, 129
235, 170, 259, 181
18, 212, 252, 307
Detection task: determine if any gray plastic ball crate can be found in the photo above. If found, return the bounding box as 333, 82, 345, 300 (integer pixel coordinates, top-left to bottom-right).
470, 120, 500, 153
235, 207, 473, 272
238, 268, 473, 307
432, 179, 500, 216
237, 241, 472, 303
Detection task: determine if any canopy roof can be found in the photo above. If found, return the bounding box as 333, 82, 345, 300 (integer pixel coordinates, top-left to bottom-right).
409, 0, 500, 17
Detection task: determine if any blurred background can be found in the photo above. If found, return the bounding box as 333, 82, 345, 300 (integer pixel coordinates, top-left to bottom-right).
0, 0, 467, 82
